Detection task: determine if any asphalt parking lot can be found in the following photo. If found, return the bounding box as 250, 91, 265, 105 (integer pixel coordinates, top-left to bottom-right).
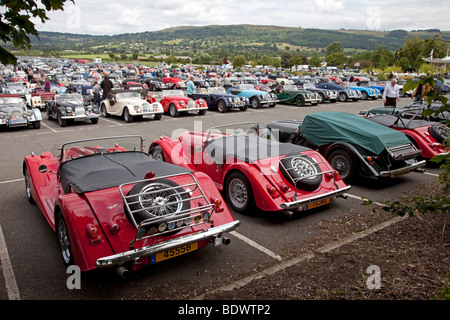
0, 97, 444, 301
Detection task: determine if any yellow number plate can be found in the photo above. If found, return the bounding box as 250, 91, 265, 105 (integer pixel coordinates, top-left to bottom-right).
151, 242, 198, 264
306, 198, 331, 210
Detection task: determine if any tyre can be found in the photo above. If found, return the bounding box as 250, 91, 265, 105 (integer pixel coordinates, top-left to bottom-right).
217, 100, 227, 113
32, 121, 41, 129
57, 112, 67, 127
362, 91, 368, 100
295, 95, 305, 106
327, 149, 355, 181
148, 144, 165, 161
126, 179, 191, 226
24, 167, 35, 204
56, 212, 74, 268
169, 104, 179, 117
339, 92, 348, 102
198, 109, 207, 115
123, 108, 133, 123
279, 155, 322, 191
154, 113, 162, 120
101, 104, 109, 117
428, 123, 449, 144
225, 171, 255, 214
239, 105, 248, 111
251, 97, 261, 108
91, 118, 99, 124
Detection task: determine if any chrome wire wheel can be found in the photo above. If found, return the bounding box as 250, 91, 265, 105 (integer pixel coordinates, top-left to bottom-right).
290, 157, 318, 180
330, 154, 350, 179
138, 182, 184, 217
57, 215, 72, 266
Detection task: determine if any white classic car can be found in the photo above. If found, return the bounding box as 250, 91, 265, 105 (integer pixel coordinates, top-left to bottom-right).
100, 89, 164, 122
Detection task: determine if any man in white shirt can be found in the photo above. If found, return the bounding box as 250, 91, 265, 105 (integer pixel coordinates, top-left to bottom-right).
382, 78, 399, 107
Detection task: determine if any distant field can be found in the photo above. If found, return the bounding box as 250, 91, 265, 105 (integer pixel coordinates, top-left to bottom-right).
59, 53, 158, 66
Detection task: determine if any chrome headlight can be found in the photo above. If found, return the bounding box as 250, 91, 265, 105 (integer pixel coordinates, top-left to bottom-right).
228, 98, 233, 103
180, 101, 185, 106
66, 107, 73, 113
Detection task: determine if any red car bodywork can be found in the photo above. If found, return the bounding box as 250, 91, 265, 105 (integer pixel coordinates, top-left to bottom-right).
366, 115, 449, 159
149, 126, 350, 214
158, 90, 208, 116
162, 77, 184, 89
23, 136, 239, 273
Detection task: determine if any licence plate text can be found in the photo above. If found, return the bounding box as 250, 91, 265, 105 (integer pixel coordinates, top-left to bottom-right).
151, 242, 198, 264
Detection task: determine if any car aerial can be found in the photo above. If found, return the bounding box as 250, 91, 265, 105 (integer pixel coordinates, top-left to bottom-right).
300, 82, 338, 103
274, 84, 321, 106
23, 135, 239, 276
100, 89, 163, 123
315, 82, 361, 102
156, 89, 208, 117
2, 82, 31, 97
227, 84, 278, 109
263, 111, 427, 182
46, 93, 99, 127
346, 82, 381, 100
148, 122, 350, 215
191, 86, 248, 113
363, 110, 449, 160
0, 94, 42, 129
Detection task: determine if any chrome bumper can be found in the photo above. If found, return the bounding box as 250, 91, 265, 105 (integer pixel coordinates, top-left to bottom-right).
380, 160, 427, 177
280, 185, 351, 210
95, 220, 240, 268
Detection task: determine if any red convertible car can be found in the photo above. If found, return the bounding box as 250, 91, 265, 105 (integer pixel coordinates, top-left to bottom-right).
364, 114, 449, 160
162, 77, 186, 90
148, 123, 351, 215
158, 90, 208, 117
23, 135, 239, 277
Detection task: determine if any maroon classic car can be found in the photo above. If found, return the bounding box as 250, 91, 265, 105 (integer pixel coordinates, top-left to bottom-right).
23, 135, 239, 277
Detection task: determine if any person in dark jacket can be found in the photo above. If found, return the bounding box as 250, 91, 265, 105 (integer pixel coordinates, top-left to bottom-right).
100, 75, 113, 100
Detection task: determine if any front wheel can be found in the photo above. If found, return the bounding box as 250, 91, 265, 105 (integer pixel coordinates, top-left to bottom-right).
217, 100, 227, 113
148, 144, 165, 161
123, 108, 133, 123
57, 112, 67, 127
24, 167, 35, 204
251, 97, 261, 109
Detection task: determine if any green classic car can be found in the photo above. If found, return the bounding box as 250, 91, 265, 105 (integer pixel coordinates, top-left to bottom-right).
274, 85, 321, 106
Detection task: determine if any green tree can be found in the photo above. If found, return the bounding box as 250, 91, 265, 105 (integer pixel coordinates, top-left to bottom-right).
326, 42, 343, 57
326, 52, 348, 68
0, 0, 74, 65
232, 55, 246, 69
281, 52, 293, 69
308, 51, 322, 67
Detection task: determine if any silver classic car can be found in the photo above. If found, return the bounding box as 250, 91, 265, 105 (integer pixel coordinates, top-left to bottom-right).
0, 94, 42, 129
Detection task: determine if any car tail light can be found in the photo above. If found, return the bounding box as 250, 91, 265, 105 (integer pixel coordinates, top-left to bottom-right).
86, 223, 98, 238
108, 222, 120, 235
211, 198, 224, 212
325, 172, 334, 181
278, 182, 289, 192
266, 185, 279, 198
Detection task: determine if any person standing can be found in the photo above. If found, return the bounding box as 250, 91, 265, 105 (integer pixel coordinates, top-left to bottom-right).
92, 80, 101, 109
382, 78, 399, 107
100, 74, 113, 100
186, 75, 195, 98
412, 76, 431, 103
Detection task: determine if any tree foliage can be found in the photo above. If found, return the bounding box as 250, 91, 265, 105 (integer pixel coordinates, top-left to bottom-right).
0, 0, 73, 65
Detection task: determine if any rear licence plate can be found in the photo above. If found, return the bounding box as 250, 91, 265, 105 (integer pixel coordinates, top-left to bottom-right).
306, 198, 331, 210
151, 242, 198, 264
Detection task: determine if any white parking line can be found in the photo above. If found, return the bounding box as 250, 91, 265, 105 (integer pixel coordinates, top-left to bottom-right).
345, 193, 385, 207
230, 231, 282, 261
0, 224, 20, 300
40, 121, 57, 133
0, 179, 22, 185
423, 172, 440, 177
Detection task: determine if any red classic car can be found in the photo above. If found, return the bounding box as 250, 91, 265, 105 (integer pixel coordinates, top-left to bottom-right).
23, 135, 239, 277
364, 114, 449, 160
158, 90, 208, 117
162, 77, 186, 89
148, 123, 351, 215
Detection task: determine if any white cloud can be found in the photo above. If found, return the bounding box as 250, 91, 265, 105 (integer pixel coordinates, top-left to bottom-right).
30, 0, 450, 35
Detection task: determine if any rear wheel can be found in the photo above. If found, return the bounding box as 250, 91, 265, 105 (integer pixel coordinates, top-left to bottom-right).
328, 149, 355, 181
24, 167, 35, 204
56, 212, 74, 268
225, 172, 255, 214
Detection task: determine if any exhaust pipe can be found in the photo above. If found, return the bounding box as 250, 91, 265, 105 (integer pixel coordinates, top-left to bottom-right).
115, 265, 130, 279
214, 235, 231, 247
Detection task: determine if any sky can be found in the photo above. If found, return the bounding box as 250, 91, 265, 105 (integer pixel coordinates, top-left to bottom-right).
30, 0, 450, 35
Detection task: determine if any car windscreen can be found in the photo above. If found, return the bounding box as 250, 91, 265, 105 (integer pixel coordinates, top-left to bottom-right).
56, 94, 84, 103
